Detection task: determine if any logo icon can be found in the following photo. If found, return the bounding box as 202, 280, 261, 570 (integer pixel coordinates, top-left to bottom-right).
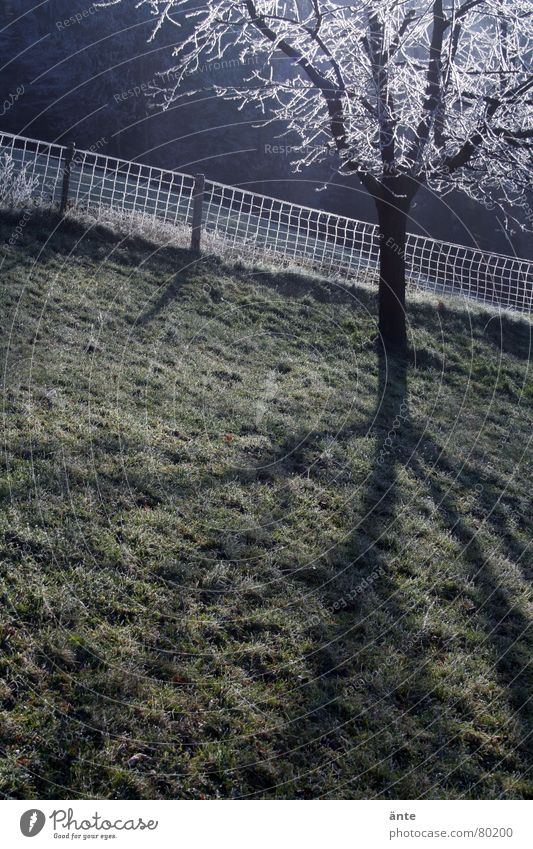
20, 810, 46, 837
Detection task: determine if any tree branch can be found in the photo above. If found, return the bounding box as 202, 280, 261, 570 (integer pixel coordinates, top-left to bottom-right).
243, 0, 379, 194
442, 76, 533, 173
408, 0, 446, 170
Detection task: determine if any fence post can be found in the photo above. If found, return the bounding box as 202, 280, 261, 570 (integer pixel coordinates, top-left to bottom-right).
190, 173, 205, 254
59, 141, 75, 214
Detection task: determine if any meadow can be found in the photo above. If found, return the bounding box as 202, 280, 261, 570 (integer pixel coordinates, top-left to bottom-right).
0, 211, 531, 799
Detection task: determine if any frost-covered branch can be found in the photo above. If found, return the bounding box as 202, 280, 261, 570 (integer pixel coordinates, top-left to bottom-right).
98, 1, 533, 220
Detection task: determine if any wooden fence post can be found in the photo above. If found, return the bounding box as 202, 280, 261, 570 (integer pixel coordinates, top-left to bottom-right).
59, 142, 75, 214
190, 173, 205, 254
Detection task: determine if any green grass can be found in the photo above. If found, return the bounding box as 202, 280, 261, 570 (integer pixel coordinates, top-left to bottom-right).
0, 210, 532, 799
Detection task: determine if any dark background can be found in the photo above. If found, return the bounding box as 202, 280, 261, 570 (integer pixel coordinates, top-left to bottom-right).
1, 0, 531, 257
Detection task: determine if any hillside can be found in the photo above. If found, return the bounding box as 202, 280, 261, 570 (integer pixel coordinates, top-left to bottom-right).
0, 211, 532, 799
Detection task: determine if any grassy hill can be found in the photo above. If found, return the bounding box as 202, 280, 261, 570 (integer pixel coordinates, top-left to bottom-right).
0, 210, 532, 799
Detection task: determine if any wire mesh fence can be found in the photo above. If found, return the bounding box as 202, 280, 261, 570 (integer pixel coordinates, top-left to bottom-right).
70, 148, 195, 226
1, 129, 531, 314
0, 132, 65, 206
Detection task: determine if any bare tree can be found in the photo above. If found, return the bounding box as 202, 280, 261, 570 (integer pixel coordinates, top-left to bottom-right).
100, 1, 532, 353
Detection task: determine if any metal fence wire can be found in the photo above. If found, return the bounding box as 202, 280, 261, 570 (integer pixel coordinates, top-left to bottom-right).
1, 129, 531, 314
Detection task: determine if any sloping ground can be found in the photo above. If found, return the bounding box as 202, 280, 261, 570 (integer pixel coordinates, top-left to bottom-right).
0, 211, 532, 800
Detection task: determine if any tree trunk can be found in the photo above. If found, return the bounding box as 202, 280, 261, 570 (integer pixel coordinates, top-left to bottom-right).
375, 198, 409, 355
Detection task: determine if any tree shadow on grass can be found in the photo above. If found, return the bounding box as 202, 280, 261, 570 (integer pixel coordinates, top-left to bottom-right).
481, 313, 533, 362
228, 347, 441, 795
408, 437, 532, 737
222, 342, 531, 797
6, 335, 531, 799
